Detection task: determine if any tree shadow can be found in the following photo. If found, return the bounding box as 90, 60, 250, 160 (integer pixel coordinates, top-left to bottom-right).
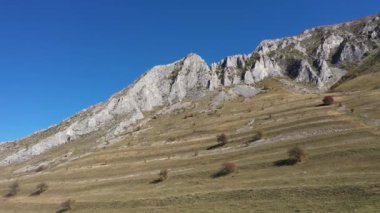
30, 191, 42, 196
4, 193, 15, 198
243, 134, 264, 146
211, 170, 229, 178
30, 189, 45, 196
150, 179, 163, 184
315, 103, 332, 107
273, 159, 297, 167
206, 143, 225, 150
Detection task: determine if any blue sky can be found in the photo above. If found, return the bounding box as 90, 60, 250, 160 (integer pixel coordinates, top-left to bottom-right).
0, 0, 378, 141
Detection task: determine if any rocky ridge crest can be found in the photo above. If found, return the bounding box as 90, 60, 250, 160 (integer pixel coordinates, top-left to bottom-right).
0, 14, 379, 166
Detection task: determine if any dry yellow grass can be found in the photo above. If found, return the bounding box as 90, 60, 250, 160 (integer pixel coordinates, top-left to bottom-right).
0, 80, 379, 212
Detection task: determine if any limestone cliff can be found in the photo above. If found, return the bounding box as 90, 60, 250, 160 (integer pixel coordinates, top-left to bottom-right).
0, 14, 379, 166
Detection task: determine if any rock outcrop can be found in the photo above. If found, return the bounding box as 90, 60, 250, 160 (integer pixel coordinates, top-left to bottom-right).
1, 14, 379, 166
211, 15, 379, 90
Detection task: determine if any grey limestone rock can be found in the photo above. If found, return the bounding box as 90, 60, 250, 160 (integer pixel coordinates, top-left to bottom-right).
1, 14, 379, 166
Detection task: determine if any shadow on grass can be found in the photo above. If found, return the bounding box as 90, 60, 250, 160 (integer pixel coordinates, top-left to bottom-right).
56, 209, 69, 213
211, 170, 230, 178
207, 143, 225, 150
150, 179, 163, 184
211, 163, 236, 178
30, 191, 42, 196
315, 103, 332, 107
246, 135, 262, 145
273, 159, 297, 167
4, 193, 14, 198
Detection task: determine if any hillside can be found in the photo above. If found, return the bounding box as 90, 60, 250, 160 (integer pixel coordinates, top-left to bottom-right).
0, 14, 379, 212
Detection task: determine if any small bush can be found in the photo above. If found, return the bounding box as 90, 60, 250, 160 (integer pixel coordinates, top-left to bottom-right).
246, 131, 265, 145
288, 147, 307, 163
207, 134, 228, 150
217, 134, 227, 145
56, 199, 75, 213
4, 181, 19, 198
159, 169, 168, 181
213, 162, 237, 178
274, 147, 307, 167
30, 182, 48, 196
151, 169, 168, 184
322, 96, 334, 105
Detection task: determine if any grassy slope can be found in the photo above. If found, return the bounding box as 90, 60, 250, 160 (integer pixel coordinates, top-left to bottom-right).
333, 50, 380, 92
0, 81, 379, 212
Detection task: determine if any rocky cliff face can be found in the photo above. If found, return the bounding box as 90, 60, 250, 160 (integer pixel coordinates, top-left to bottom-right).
211, 15, 379, 89
1, 14, 379, 166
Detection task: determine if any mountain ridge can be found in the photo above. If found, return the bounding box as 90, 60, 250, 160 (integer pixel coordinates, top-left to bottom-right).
0, 14, 379, 167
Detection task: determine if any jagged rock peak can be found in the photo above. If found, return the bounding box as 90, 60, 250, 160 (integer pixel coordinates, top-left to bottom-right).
184, 52, 204, 60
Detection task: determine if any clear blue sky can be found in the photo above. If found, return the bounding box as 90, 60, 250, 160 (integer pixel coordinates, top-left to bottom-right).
0, 0, 378, 142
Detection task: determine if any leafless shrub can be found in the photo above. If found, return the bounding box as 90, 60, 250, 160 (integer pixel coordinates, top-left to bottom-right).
217, 134, 227, 145
207, 134, 228, 150
56, 199, 75, 213
151, 169, 168, 184
4, 181, 19, 198
288, 146, 307, 163
322, 96, 334, 105
213, 162, 237, 178
30, 182, 48, 196
274, 147, 307, 167
159, 169, 168, 181
245, 131, 265, 146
